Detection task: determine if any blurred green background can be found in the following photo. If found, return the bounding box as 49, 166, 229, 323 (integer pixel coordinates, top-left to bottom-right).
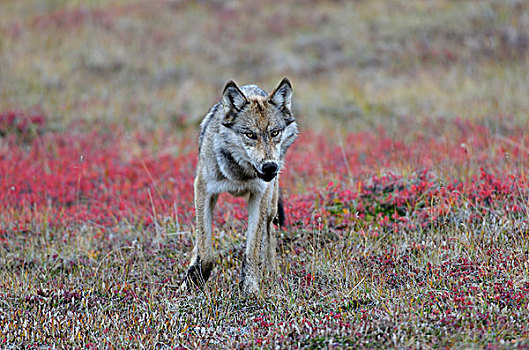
1, 0, 528, 132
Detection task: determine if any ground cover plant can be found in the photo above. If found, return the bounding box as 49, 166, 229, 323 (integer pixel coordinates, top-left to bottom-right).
1, 0, 529, 348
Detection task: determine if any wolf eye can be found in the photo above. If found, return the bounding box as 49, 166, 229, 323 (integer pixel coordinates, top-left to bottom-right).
270, 130, 280, 137
245, 132, 257, 140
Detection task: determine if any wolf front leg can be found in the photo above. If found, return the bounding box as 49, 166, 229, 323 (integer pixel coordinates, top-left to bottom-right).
263, 178, 279, 273
240, 189, 269, 295
183, 174, 218, 290
263, 218, 277, 274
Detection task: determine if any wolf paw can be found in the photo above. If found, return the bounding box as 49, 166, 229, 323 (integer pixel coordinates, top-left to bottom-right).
240, 276, 259, 296
240, 256, 260, 296
181, 258, 213, 291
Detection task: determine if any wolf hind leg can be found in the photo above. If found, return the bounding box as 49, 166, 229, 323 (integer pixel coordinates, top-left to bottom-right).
273, 194, 285, 227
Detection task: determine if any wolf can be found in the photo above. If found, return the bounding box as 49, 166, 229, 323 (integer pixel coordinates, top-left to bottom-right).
182, 78, 298, 295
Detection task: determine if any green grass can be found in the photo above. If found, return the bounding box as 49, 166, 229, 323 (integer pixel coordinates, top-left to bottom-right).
2, 0, 528, 130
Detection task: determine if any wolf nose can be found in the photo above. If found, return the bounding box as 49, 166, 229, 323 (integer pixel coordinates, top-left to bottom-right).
262, 162, 278, 174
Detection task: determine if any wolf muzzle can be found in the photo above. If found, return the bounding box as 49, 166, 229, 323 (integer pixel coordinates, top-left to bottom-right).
257, 161, 279, 182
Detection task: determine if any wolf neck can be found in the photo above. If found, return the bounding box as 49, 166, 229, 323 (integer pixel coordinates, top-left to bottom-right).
206, 141, 271, 197
207, 147, 269, 196
216, 147, 257, 182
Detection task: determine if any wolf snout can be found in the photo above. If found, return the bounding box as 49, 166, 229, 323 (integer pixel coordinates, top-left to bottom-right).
262, 162, 279, 174
257, 161, 279, 182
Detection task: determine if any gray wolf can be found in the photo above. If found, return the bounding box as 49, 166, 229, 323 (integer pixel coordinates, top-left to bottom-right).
182, 78, 298, 295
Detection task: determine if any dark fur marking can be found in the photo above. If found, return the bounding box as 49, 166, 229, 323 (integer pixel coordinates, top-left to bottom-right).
219, 148, 255, 181
273, 195, 286, 227
268, 99, 294, 125
222, 102, 249, 125
199, 103, 220, 152
225, 88, 248, 113
184, 255, 213, 290
239, 255, 248, 292
227, 93, 239, 112
213, 164, 225, 181
280, 108, 294, 122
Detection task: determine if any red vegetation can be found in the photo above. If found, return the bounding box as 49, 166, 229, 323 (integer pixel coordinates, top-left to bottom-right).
1, 118, 196, 233
1, 111, 528, 237
0, 110, 46, 137
1, 110, 528, 346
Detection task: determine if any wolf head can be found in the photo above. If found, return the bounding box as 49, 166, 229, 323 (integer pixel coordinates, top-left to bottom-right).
219, 78, 298, 182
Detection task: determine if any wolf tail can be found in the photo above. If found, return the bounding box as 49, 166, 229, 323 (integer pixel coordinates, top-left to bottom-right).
274, 194, 286, 227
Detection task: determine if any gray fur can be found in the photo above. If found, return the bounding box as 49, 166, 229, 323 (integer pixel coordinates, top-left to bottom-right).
183, 78, 298, 295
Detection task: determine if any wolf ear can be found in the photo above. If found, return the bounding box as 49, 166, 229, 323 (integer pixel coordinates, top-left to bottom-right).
222, 80, 248, 125
269, 78, 293, 112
